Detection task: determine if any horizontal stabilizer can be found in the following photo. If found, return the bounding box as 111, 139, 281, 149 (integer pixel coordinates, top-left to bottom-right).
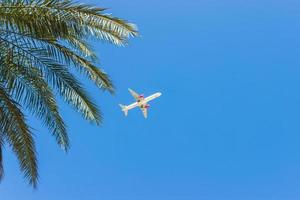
119, 104, 128, 116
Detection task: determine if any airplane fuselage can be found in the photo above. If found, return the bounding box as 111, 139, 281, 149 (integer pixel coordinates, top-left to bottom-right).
126, 92, 161, 109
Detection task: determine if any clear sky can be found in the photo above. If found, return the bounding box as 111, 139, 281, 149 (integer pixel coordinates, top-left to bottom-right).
2, 0, 300, 199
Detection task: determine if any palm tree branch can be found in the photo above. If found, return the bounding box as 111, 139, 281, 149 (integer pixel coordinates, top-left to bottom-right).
0, 0, 137, 44
0, 35, 102, 123
0, 54, 69, 150
0, 27, 114, 92
0, 84, 38, 187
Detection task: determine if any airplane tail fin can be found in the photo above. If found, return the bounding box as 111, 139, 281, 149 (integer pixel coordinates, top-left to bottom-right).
119, 104, 128, 116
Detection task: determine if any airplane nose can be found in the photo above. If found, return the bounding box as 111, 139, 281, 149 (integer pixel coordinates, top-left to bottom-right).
157, 92, 162, 96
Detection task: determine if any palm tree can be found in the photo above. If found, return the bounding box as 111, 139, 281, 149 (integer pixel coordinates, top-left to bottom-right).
0, 0, 137, 187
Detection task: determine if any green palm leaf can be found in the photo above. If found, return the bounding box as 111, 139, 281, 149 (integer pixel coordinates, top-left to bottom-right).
0, 0, 137, 187
0, 85, 38, 187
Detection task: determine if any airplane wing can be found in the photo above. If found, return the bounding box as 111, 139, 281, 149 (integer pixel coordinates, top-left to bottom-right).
141, 108, 148, 118
128, 88, 140, 101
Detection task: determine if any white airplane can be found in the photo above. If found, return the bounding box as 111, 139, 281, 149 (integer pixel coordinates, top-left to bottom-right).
119, 89, 162, 118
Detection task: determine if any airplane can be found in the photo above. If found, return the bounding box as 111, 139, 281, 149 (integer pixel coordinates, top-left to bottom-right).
119, 88, 162, 118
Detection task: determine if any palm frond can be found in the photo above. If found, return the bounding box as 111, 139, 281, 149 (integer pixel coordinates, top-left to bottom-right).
0, 85, 38, 187
0, 53, 69, 150
0, 26, 114, 92
0, 0, 138, 44
47, 42, 114, 92
0, 0, 137, 187
0, 34, 102, 124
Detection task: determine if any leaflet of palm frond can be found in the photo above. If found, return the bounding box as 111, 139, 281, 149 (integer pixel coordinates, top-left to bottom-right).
67, 36, 97, 60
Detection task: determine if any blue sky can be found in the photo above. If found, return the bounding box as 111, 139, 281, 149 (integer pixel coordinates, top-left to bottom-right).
2, 0, 300, 199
